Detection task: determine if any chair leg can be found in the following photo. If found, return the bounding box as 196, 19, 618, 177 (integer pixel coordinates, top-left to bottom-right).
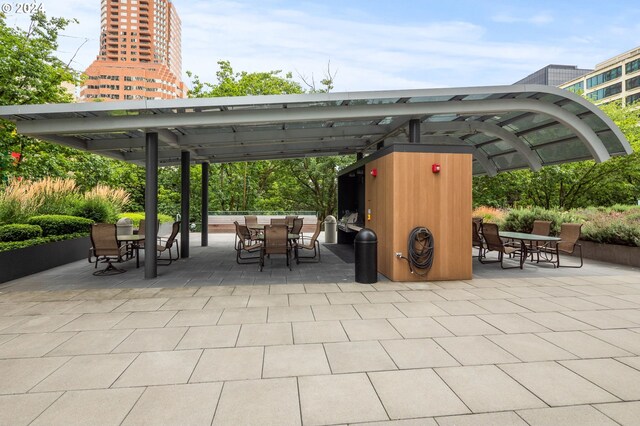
259, 250, 264, 271
93, 259, 126, 276
558, 245, 583, 268
499, 251, 520, 269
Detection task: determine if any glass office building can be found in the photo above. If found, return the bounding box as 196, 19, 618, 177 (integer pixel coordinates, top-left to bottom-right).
558, 47, 640, 105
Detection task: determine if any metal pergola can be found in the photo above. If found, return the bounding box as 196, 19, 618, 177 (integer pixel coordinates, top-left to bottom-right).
0, 84, 632, 278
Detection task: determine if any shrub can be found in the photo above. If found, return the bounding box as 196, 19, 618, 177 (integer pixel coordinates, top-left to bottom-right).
0, 232, 87, 252
74, 197, 116, 223
0, 224, 43, 242
581, 210, 640, 246
0, 177, 82, 223
0, 178, 44, 224
28, 177, 80, 216
84, 184, 130, 214
117, 212, 174, 227
502, 207, 574, 235
472, 206, 507, 226
26, 215, 93, 236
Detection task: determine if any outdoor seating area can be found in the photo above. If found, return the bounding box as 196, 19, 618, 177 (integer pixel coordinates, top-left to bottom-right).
236, 215, 321, 271
89, 220, 182, 274
474, 218, 584, 270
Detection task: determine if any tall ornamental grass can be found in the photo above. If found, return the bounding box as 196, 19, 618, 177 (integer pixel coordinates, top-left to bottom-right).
0, 178, 131, 224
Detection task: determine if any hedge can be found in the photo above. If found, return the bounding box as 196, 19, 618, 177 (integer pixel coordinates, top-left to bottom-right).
0, 224, 43, 242
26, 215, 93, 236
0, 232, 88, 253
494, 205, 640, 247
117, 212, 174, 227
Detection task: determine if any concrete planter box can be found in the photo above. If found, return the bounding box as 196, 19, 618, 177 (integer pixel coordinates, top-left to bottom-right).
0, 236, 90, 284
572, 239, 640, 268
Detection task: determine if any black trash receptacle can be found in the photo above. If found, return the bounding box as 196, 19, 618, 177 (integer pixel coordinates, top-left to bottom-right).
354, 228, 377, 284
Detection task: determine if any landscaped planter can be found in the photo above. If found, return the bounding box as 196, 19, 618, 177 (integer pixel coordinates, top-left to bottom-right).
0, 236, 90, 284
571, 239, 640, 268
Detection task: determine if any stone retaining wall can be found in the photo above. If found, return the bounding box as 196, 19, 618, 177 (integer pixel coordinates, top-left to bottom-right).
571, 239, 640, 268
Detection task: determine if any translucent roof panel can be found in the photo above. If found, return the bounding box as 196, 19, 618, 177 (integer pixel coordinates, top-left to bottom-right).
0, 84, 631, 174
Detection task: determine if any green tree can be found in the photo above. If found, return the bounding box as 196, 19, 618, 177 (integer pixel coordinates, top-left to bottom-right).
183, 61, 348, 219
473, 100, 640, 209
0, 11, 79, 182
0, 11, 146, 206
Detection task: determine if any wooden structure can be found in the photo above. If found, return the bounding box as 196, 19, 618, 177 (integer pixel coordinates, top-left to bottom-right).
338, 144, 472, 281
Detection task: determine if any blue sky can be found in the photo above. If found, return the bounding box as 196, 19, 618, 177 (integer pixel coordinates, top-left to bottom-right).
6, 0, 640, 92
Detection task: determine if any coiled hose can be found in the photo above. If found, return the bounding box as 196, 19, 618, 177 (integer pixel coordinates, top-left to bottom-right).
399, 227, 434, 276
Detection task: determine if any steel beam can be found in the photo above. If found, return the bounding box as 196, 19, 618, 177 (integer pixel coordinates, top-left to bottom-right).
181, 151, 190, 258
421, 121, 543, 171
144, 132, 158, 279
201, 162, 209, 247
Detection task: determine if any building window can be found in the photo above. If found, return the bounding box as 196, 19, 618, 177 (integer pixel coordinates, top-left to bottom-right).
586, 66, 622, 89
587, 82, 622, 101
626, 59, 640, 75
626, 76, 640, 91
626, 92, 640, 105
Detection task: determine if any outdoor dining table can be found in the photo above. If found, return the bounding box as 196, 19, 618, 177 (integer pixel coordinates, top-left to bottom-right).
499, 231, 561, 269
117, 234, 145, 268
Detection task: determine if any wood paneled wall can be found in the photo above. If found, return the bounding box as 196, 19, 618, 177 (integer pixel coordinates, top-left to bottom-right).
365, 152, 472, 281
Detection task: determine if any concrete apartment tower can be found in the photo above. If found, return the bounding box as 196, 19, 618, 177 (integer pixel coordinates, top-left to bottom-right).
80, 0, 186, 101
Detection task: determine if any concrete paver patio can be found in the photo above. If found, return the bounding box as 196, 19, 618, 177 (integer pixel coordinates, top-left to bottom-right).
1, 234, 640, 424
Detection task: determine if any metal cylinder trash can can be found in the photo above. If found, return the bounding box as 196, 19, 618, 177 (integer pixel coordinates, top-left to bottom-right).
116, 217, 133, 236
324, 215, 337, 244
354, 228, 377, 284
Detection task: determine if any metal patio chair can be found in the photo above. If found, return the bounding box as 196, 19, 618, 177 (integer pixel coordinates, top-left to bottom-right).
480, 223, 522, 269
157, 221, 181, 265
234, 221, 262, 264
89, 223, 128, 275
260, 224, 291, 271
294, 220, 322, 263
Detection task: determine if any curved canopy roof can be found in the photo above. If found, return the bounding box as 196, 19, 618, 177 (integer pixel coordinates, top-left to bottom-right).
0, 84, 631, 176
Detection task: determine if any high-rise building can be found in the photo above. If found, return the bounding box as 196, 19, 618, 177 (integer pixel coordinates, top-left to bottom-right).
514, 65, 592, 86
80, 0, 186, 102
559, 47, 640, 105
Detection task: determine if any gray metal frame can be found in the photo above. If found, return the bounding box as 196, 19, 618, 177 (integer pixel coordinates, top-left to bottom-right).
0, 85, 630, 174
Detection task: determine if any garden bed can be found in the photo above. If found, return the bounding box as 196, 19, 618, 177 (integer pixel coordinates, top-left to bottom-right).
0, 236, 90, 284
571, 239, 640, 268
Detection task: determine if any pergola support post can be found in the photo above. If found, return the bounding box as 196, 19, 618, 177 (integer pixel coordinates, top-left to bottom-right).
409, 118, 421, 143
201, 162, 209, 247
144, 132, 158, 279
181, 151, 190, 258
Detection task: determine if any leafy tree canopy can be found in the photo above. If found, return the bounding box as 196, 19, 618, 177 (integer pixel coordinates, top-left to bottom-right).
473, 100, 640, 210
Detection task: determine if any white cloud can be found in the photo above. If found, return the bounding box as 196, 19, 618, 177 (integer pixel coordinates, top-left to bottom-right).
4, 0, 634, 93
491, 12, 554, 25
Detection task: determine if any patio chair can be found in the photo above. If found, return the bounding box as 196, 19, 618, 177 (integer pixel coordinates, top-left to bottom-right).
472, 217, 486, 260
285, 215, 298, 227
89, 223, 128, 275
260, 224, 291, 271
271, 218, 287, 225
480, 223, 522, 269
528, 220, 552, 261
234, 221, 262, 264
545, 223, 583, 268
295, 220, 322, 263
157, 221, 180, 265
136, 218, 160, 249
244, 215, 261, 237
290, 218, 304, 241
